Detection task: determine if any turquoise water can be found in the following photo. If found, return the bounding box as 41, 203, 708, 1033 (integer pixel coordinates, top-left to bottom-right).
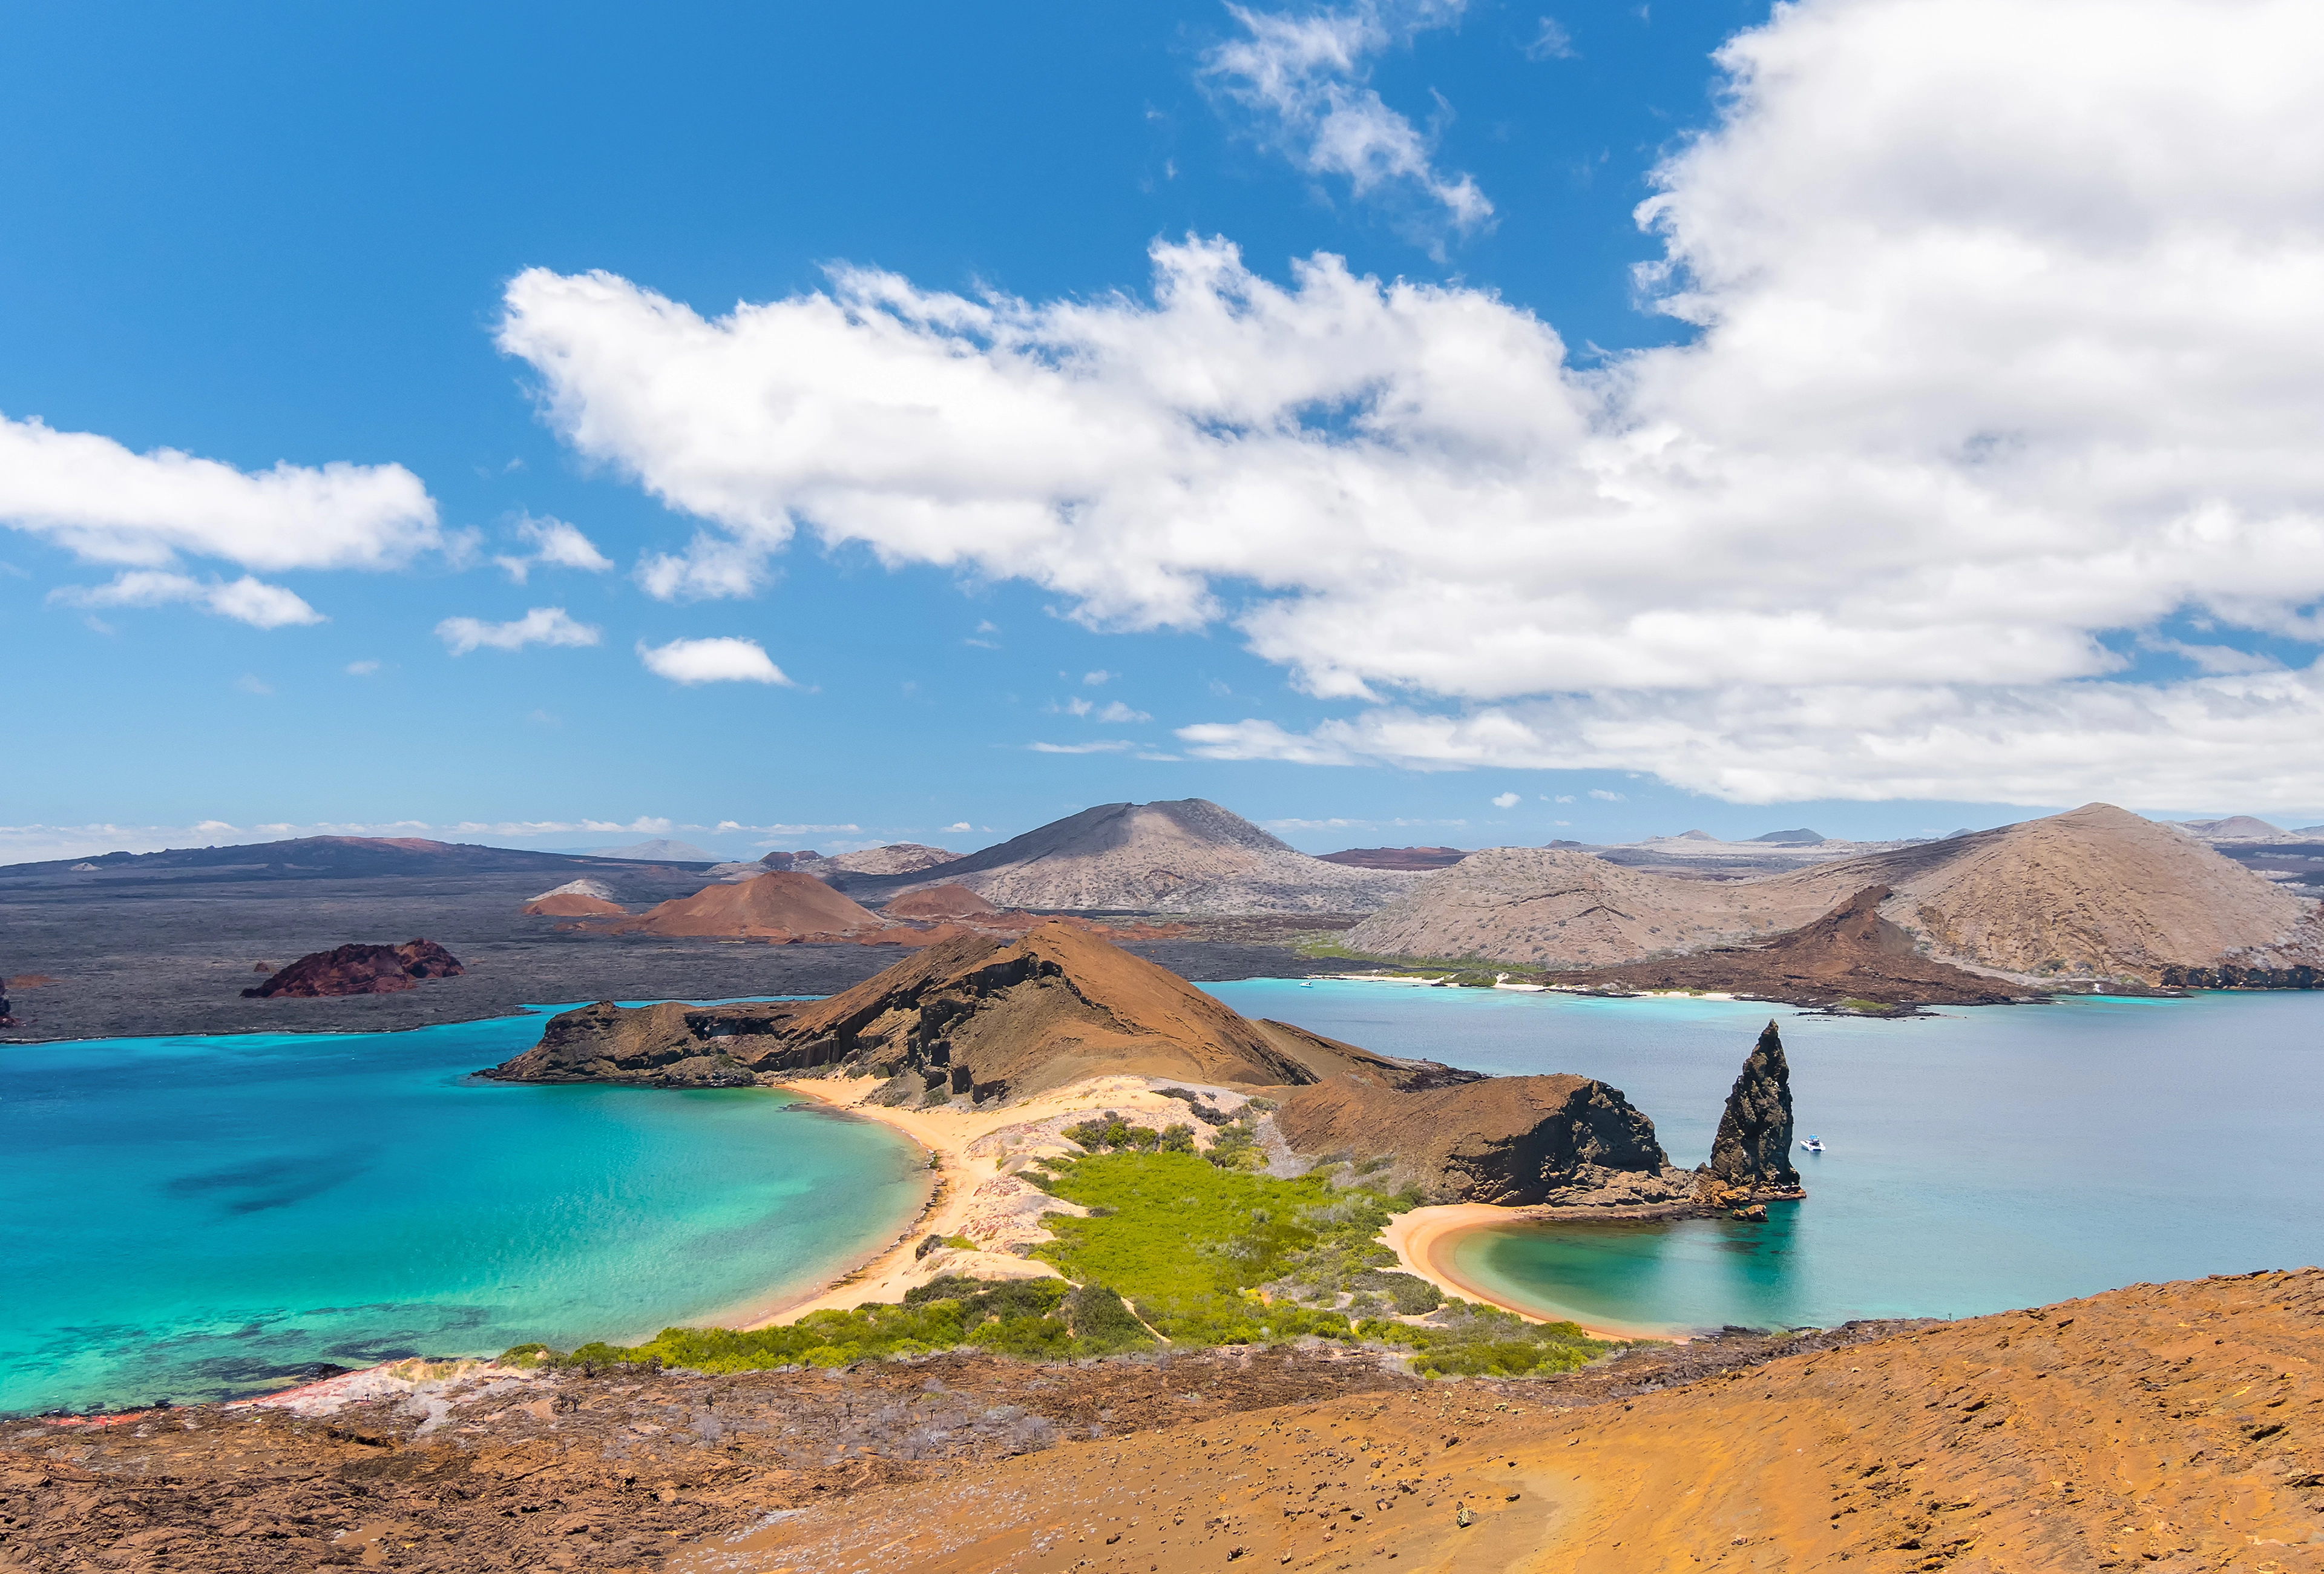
1204, 981, 2324, 1334
0, 1009, 927, 1414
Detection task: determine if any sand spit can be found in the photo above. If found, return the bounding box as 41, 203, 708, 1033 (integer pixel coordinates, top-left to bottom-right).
686, 1268, 2324, 1573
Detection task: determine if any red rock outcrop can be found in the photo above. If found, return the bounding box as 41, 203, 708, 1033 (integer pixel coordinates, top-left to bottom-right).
241, 940, 464, 998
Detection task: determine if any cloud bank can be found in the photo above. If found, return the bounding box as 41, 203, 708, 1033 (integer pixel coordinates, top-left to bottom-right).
0, 413, 438, 573
498, 0, 2324, 808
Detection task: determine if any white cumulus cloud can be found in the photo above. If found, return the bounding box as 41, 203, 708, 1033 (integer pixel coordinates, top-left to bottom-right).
493, 513, 613, 583
0, 412, 438, 571
1491, 790, 1520, 808
50, 570, 324, 629
1203, 1, 1492, 233
636, 634, 790, 685
498, 0, 2324, 809
436, 606, 602, 656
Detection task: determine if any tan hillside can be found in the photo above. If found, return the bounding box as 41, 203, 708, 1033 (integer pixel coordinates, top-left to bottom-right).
1350, 803, 2323, 985
838, 799, 1417, 915
614, 871, 884, 939
1343, 846, 1835, 965
1868, 801, 2322, 980
774, 923, 1319, 1099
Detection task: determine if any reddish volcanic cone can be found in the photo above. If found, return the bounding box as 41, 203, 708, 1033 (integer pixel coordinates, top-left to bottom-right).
616, 871, 884, 939
882, 883, 1000, 920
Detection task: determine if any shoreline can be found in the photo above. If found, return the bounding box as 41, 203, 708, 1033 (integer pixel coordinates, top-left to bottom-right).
713, 1073, 1255, 1329
1384, 1205, 1680, 1343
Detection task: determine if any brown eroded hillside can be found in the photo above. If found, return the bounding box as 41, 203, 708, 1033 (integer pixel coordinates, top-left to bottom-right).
1350, 803, 2323, 986
689, 1268, 2324, 1574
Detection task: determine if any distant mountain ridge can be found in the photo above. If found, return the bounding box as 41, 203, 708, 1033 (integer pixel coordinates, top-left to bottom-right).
0, 835, 701, 884
833, 799, 1419, 914
1347, 804, 2323, 987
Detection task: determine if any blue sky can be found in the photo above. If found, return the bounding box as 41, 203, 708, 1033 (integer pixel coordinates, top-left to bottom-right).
6, 0, 2322, 863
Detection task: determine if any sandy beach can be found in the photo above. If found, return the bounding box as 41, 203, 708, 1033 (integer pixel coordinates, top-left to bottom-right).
721, 1073, 1264, 1328
1383, 1204, 1674, 1342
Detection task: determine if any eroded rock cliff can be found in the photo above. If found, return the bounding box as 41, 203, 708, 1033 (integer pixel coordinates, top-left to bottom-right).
1702, 1020, 1804, 1200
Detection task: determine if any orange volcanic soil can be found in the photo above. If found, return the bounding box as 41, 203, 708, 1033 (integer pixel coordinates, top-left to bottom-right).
693, 1269, 2324, 1573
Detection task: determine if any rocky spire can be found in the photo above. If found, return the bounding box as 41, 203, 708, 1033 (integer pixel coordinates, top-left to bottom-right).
1707, 1019, 1802, 1193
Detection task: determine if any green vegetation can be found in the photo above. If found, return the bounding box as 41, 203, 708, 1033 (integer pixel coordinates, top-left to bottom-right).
1359, 1299, 1609, 1377
519, 1150, 1622, 1381
526, 1274, 1156, 1374
1062, 1115, 1196, 1154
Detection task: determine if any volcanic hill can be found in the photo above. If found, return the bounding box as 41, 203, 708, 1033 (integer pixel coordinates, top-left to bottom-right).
609, 871, 887, 940
242, 938, 464, 998
487, 923, 1715, 1207
828, 799, 1417, 915
1348, 802, 2324, 989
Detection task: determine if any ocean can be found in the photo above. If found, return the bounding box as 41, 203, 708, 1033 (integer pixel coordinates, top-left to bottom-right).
1203, 981, 2324, 1335
0, 1007, 926, 1414
9, 982, 2318, 1412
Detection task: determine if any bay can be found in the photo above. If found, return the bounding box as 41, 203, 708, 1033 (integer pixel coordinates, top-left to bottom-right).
0, 1007, 926, 1414
1203, 981, 2324, 1334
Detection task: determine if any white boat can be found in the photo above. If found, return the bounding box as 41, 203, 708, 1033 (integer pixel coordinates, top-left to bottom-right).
1799, 1134, 1827, 1153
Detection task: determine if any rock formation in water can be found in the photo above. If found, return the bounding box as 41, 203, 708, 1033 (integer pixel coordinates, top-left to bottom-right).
1702, 1021, 1804, 1200
241, 939, 465, 998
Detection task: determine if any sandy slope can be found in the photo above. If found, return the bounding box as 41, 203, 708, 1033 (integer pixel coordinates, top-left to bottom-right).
1351, 803, 2323, 984
684, 1268, 2324, 1573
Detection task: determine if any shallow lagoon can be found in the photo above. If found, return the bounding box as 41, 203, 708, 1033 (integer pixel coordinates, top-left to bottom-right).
1204, 981, 2324, 1334
0, 1007, 925, 1414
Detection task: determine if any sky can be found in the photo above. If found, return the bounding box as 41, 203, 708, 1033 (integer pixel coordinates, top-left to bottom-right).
5, 0, 2323, 864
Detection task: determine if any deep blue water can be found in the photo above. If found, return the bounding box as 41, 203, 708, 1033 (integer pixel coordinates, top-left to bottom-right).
1203, 981, 2324, 1335
0, 1009, 926, 1414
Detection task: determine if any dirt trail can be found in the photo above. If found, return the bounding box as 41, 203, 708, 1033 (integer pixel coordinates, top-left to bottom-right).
688, 1269, 2324, 1573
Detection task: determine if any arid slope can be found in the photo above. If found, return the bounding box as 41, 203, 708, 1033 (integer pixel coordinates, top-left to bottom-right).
695, 1268, 2324, 1573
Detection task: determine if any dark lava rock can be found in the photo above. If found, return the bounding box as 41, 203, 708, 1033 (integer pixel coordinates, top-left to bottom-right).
484, 998, 799, 1087
241, 938, 465, 998
1706, 1021, 1802, 1193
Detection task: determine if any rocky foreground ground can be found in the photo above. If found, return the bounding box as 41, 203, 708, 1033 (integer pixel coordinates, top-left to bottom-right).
7, 1271, 2320, 1572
